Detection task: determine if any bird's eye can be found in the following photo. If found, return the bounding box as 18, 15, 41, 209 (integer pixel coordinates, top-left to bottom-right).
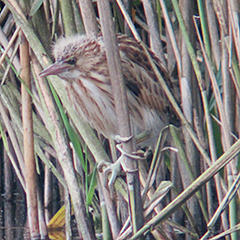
67, 57, 77, 65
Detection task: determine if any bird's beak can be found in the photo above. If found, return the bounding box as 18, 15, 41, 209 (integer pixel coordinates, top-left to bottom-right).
39, 61, 69, 77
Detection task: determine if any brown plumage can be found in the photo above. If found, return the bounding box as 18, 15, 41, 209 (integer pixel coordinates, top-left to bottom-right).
40, 34, 177, 145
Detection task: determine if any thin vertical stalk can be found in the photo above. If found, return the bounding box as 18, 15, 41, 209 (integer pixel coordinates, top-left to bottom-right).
97, 0, 144, 237
206, 0, 221, 69
59, 0, 76, 36
78, 0, 98, 36
4, 150, 14, 239
20, 32, 40, 239
197, 0, 211, 57
142, 0, 166, 68
158, 0, 181, 76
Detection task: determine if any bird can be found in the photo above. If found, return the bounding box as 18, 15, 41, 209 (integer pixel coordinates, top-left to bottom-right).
39, 33, 178, 148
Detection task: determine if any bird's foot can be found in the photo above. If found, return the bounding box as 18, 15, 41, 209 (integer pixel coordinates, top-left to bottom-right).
98, 159, 122, 197
98, 138, 145, 197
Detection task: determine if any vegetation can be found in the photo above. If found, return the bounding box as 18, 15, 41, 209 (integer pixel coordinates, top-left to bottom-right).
0, 0, 240, 239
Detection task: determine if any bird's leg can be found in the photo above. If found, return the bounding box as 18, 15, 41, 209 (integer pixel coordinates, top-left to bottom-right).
98, 135, 132, 196
98, 159, 122, 197
98, 135, 145, 197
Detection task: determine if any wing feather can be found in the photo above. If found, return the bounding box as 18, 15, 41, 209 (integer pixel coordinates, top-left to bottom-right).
117, 35, 178, 124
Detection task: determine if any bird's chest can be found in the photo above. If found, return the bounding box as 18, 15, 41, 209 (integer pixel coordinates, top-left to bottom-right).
64, 77, 118, 138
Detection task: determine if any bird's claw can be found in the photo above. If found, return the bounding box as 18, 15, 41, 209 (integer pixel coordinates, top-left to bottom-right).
98, 159, 122, 197
98, 143, 146, 197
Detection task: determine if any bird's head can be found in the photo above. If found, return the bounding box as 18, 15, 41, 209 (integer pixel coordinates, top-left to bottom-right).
40, 35, 105, 80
